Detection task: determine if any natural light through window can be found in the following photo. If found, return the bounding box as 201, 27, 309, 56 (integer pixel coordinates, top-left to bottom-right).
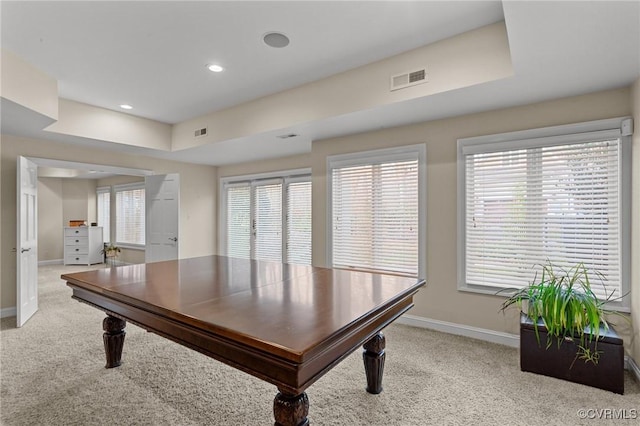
329, 145, 426, 277
115, 183, 145, 246
222, 171, 312, 264
458, 118, 632, 307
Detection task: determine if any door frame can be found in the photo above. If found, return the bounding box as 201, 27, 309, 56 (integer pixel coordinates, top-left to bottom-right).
14, 157, 153, 320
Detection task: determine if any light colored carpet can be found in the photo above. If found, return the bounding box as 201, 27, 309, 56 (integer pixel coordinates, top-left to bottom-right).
1, 264, 638, 425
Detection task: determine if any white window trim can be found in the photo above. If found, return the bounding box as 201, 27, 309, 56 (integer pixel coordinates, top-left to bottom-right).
326, 144, 427, 278
219, 168, 311, 257
457, 117, 632, 310
114, 181, 146, 249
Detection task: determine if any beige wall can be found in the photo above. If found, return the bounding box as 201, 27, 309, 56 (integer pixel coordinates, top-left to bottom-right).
310, 87, 633, 348
37, 178, 63, 261
39, 178, 99, 262
217, 153, 311, 179
1, 134, 217, 310
0, 49, 58, 120
61, 179, 97, 226
631, 77, 640, 363
46, 99, 172, 151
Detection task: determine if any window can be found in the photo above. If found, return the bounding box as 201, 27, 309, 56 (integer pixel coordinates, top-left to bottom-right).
226, 184, 251, 259
328, 145, 426, 277
222, 170, 311, 264
96, 186, 111, 243
115, 183, 145, 246
286, 179, 312, 265
458, 117, 632, 308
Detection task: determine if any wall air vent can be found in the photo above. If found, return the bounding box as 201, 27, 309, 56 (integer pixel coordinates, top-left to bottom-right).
390, 67, 428, 91
194, 127, 207, 138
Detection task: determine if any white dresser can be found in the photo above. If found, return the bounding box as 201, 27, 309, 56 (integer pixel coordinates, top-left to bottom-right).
63, 226, 104, 265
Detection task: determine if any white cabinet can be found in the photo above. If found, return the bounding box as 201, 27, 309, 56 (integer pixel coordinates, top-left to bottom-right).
64, 226, 104, 265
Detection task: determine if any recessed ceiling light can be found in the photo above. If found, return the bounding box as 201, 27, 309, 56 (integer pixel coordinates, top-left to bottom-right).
207, 64, 224, 73
120, 104, 133, 110
263, 32, 290, 48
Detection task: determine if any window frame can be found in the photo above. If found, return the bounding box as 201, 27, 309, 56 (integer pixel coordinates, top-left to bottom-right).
457, 117, 632, 310
219, 168, 312, 263
114, 182, 146, 249
326, 144, 427, 278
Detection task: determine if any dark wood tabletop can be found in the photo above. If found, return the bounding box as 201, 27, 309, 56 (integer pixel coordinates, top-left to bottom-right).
63, 255, 426, 425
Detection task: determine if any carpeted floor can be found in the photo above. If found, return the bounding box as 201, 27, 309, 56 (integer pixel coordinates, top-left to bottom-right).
1, 264, 638, 425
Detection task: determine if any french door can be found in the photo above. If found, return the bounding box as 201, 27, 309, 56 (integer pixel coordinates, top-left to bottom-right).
225, 176, 311, 264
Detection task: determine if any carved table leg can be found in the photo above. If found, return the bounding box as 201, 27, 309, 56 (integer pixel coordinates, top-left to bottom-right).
363, 332, 386, 394
103, 315, 126, 368
273, 389, 309, 426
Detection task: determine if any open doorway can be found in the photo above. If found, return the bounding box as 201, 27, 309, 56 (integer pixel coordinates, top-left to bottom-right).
16, 157, 172, 326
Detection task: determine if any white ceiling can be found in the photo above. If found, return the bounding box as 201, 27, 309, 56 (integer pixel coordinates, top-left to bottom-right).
2, 1, 639, 166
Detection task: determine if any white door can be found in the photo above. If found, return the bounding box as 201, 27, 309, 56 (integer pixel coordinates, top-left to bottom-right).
145, 174, 179, 263
17, 156, 38, 327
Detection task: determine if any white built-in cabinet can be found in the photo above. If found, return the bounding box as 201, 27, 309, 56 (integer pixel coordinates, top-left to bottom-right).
63, 226, 104, 265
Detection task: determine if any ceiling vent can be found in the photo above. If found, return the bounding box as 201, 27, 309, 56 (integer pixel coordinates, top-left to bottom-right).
277, 133, 298, 139
194, 127, 207, 138
390, 67, 428, 91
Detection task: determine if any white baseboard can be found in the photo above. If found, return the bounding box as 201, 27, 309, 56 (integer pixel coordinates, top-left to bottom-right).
397, 313, 520, 348
626, 356, 640, 382
397, 313, 640, 376
0, 306, 16, 318
38, 259, 63, 266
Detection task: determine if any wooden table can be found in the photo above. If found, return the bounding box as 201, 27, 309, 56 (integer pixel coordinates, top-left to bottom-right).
62, 255, 425, 425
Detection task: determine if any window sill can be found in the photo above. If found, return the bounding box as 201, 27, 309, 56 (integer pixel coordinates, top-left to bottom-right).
115, 243, 145, 251
458, 283, 631, 313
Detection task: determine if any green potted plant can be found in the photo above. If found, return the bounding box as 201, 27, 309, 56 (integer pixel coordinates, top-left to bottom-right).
101, 244, 121, 264
499, 261, 626, 393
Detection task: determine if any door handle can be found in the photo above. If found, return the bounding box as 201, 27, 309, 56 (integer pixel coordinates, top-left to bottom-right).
168, 237, 178, 242
21, 248, 30, 253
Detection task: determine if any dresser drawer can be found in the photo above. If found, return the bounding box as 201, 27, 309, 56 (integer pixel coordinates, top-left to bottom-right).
65, 236, 88, 247
65, 227, 88, 237
65, 254, 89, 265
65, 245, 88, 255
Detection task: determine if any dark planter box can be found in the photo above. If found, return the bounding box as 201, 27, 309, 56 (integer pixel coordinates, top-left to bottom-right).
520, 313, 624, 394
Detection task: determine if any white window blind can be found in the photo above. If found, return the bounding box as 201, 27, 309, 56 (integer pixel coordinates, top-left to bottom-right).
222, 171, 311, 265
331, 155, 420, 276
115, 184, 145, 246
97, 187, 111, 244
254, 182, 283, 262
460, 120, 632, 304
226, 184, 251, 259
286, 180, 312, 265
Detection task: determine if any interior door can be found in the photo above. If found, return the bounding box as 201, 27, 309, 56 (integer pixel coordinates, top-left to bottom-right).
17, 156, 38, 327
145, 174, 179, 263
